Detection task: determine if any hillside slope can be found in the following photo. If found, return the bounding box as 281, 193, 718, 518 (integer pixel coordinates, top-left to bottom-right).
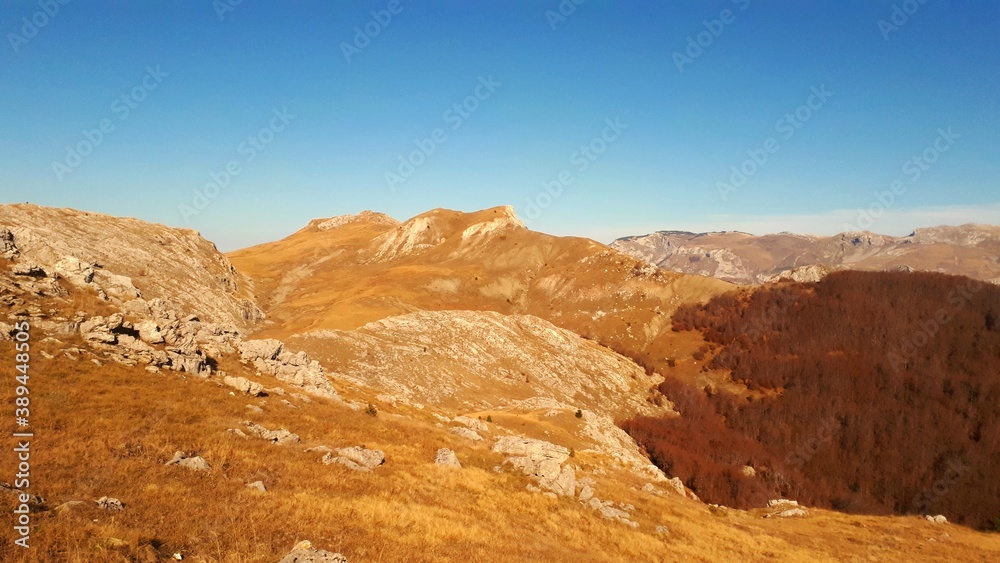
229, 206, 732, 377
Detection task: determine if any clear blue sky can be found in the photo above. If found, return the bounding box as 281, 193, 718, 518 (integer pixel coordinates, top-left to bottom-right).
2, 1, 998, 250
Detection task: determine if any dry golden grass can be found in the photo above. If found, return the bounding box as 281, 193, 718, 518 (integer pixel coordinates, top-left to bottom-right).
2, 334, 1000, 562
2, 237, 1000, 561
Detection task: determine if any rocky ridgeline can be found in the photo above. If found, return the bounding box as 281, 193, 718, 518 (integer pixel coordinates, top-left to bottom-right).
0, 224, 343, 403
611, 225, 1000, 285
0, 205, 263, 327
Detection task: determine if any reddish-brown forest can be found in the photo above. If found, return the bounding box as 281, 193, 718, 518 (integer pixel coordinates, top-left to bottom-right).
624, 271, 1000, 529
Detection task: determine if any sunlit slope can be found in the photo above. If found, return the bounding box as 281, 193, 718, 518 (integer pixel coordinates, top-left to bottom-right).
228, 206, 732, 374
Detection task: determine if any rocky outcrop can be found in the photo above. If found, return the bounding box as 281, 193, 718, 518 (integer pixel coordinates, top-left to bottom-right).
278, 540, 348, 563
321, 446, 385, 472
0, 204, 264, 327
493, 436, 576, 497
237, 339, 339, 399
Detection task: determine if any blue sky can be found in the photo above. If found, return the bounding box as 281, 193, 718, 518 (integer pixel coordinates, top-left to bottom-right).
1, 1, 998, 250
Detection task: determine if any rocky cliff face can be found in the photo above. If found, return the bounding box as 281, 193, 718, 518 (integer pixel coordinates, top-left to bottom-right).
611, 225, 1000, 285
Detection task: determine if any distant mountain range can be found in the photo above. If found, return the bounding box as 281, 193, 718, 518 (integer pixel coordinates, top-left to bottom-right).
611, 225, 1000, 285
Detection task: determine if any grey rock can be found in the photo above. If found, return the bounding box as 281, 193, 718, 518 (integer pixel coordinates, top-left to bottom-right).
224, 375, 264, 396
492, 436, 576, 497
96, 496, 124, 511
244, 421, 300, 446
165, 451, 211, 472
277, 540, 348, 563
433, 448, 461, 468
322, 446, 385, 471
246, 481, 267, 493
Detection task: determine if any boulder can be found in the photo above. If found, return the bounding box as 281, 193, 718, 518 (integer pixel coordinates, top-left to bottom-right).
0, 228, 18, 259
322, 446, 385, 472
667, 477, 687, 497
434, 448, 461, 468
244, 421, 300, 446
926, 514, 948, 524
277, 540, 348, 563
53, 256, 95, 284
96, 496, 125, 511
492, 436, 576, 497
224, 375, 265, 396
165, 451, 211, 472
136, 320, 165, 344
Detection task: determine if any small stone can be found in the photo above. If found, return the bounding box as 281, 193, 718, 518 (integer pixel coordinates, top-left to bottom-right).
246, 481, 267, 493
96, 496, 124, 511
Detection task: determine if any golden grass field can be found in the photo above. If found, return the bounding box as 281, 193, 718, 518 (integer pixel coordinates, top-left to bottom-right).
3, 333, 1000, 562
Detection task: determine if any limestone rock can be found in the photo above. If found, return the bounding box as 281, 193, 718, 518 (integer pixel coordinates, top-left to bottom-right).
667, 477, 687, 498
453, 415, 488, 432
246, 481, 267, 493
224, 375, 264, 396
277, 540, 348, 563
434, 448, 461, 468
244, 421, 300, 446
165, 451, 211, 472
449, 427, 483, 441
237, 339, 338, 399
96, 496, 125, 511
926, 514, 948, 524
492, 436, 576, 497
322, 446, 385, 471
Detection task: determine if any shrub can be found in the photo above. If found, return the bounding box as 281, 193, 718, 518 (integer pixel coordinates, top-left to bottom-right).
575, 409, 583, 419
364, 403, 378, 417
